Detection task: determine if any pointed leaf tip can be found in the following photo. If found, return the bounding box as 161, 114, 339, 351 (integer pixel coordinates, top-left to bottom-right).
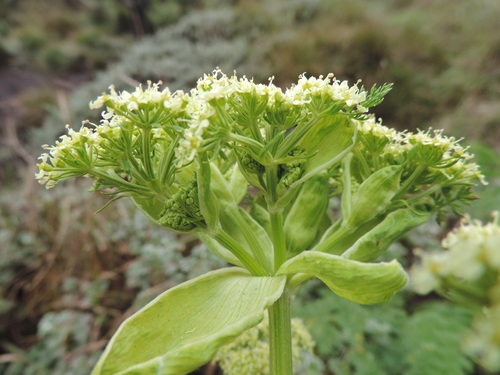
277, 251, 408, 304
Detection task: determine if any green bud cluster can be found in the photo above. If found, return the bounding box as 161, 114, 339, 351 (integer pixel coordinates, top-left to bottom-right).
277, 146, 307, 195
239, 150, 265, 175
158, 178, 204, 232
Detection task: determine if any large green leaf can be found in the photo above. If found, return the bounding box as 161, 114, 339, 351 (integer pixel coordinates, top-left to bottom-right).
277, 251, 407, 304
92, 268, 286, 375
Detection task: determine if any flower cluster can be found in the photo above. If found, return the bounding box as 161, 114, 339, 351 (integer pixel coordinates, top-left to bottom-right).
89, 81, 173, 113
355, 116, 484, 179
35, 70, 490, 375
36, 70, 485, 242
344, 116, 486, 218
411, 213, 500, 371
213, 314, 315, 375
36, 70, 384, 192
411, 213, 500, 294
291, 73, 367, 109
463, 305, 500, 371
35, 124, 101, 188
195, 70, 368, 109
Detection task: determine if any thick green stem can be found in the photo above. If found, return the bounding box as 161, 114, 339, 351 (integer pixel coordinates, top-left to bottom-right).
404, 184, 442, 205
92, 169, 153, 194
159, 134, 180, 188
247, 114, 264, 144
228, 133, 264, 155
265, 163, 287, 271
275, 115, 320, 159
270, 209, 286, 272
269, 288, 293, 375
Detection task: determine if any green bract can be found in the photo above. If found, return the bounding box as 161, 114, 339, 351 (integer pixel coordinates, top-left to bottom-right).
284, 173, 329, 255
277, 252, 408, 305
35, 71, 485, 375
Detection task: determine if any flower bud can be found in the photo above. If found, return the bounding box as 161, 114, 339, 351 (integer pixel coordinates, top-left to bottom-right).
158, 177, 204, 232
238, 150, 264, 175
284, 173, 329, 255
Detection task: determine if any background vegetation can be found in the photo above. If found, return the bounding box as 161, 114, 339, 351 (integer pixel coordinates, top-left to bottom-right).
0, 0, 499, 374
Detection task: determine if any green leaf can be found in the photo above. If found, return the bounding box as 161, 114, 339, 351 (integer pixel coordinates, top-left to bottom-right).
342, 208, 431, 262
340, 153, 354, 220
295, 115, 356, 185
209, 163, 240, 208
227, 164, 248, 205
92, 268, 286, 375
277, 251, 408, 304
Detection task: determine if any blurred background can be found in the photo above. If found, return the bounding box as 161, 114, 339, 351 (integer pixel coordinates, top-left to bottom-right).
0, 0, 499, 374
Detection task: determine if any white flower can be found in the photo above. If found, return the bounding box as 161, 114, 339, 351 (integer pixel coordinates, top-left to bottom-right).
332, 80, 367, 106
411, 213, 500, 295
89, 96, 105, 109
175, 119, 210, 166
127, 101, 139, 111
286, 73, 368, 109
463, 305, 500, 371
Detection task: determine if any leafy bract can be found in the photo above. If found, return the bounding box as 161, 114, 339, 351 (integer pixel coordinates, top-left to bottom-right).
198, 232, 244, 267
342, 208, 431, 262
131, 197, 163, 223
277, 251, 408, 304
295, 115, 356, 185
344, 165, 402, 230
92, 268, 286, 375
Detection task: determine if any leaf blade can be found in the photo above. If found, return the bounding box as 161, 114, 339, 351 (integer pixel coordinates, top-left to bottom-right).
277, 251, 407, 304
92, 268, 286, 375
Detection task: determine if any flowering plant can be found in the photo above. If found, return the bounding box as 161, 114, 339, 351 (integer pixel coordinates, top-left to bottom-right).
412, 213, 500, 371
37, 70, 485, 375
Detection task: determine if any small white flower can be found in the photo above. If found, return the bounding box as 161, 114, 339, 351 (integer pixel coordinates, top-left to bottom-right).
175, 119, 210, 166
127, 101, 139, 111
